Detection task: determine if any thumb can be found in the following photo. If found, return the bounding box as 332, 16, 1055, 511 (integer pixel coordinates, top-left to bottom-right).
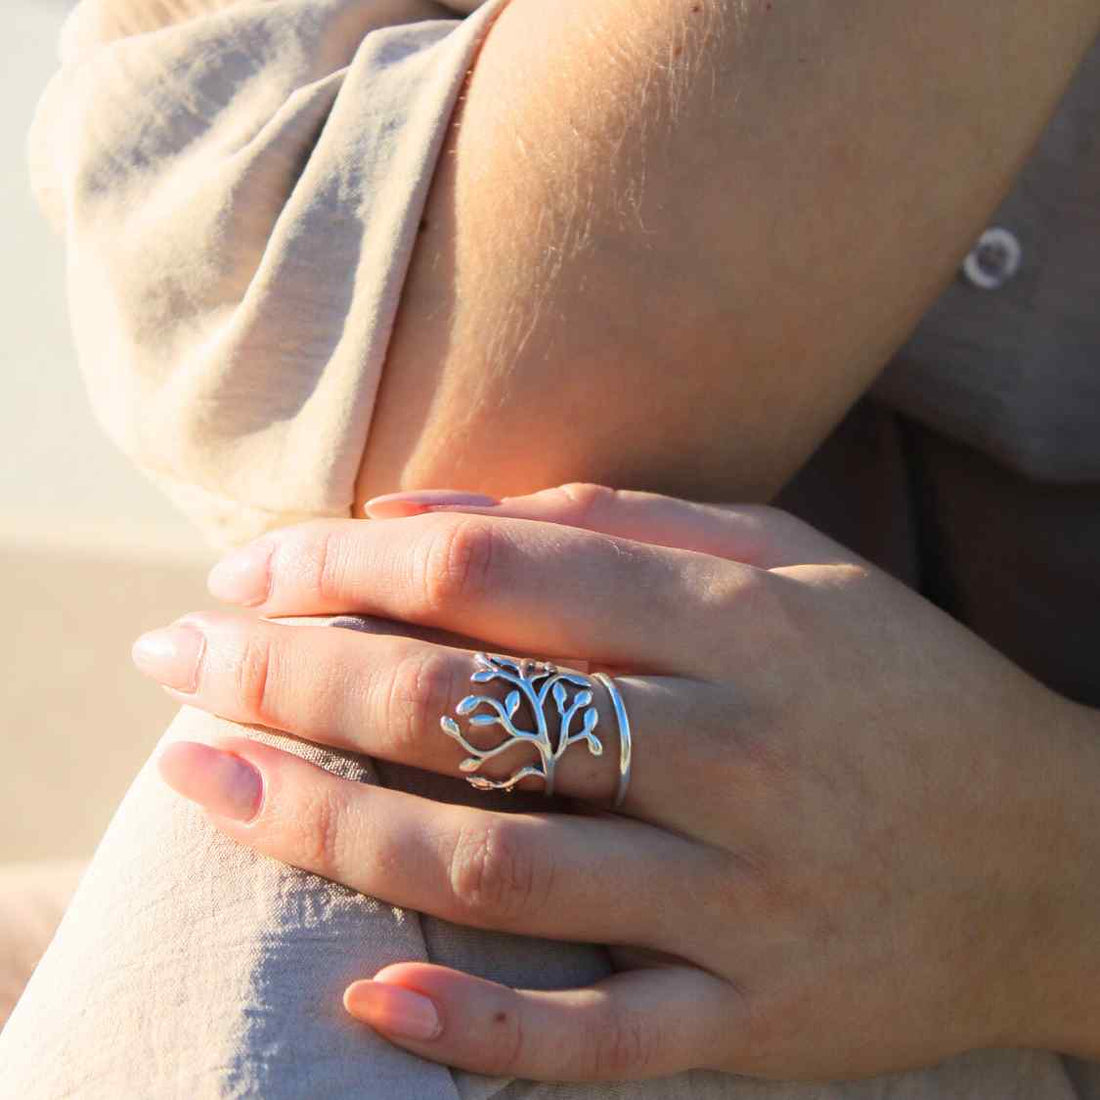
344, 962, 740, 1081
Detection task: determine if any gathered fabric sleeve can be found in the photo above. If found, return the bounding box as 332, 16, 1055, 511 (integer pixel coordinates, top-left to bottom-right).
29, 0, 501, 547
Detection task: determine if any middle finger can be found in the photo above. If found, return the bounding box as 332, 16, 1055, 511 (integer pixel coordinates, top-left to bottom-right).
134, 611, 741, 835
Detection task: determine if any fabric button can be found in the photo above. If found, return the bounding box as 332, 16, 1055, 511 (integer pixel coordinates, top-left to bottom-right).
962, 227, 1022, 290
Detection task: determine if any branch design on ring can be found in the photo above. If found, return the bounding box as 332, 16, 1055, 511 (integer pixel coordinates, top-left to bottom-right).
440, 653, 603, 797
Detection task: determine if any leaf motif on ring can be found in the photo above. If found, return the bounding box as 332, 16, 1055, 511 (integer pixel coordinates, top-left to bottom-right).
438, 653, 605, 795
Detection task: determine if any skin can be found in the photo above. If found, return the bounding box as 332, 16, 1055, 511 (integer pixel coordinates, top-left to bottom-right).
135, 485, 1100, 1081
357, 0, 1100, 508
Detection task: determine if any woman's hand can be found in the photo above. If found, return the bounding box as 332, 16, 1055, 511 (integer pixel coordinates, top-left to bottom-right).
132, 485, 1100, 1081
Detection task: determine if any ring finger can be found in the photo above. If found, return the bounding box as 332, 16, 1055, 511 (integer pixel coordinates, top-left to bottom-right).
133, 611, 738, 835
157, 735, 724, 955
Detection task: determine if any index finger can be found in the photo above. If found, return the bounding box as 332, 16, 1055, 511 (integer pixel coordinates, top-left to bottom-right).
206, 513, 750, 675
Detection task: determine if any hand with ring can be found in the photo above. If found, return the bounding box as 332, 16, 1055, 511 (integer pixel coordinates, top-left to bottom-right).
132, 484, 1100, 1082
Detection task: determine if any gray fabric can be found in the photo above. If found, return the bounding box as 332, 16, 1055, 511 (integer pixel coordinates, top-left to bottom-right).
892, 418, 1100, 709
875, 35, 1100, 484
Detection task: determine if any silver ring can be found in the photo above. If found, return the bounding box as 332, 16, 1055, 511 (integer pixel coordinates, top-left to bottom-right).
440, 653, 633, 807
595, 673, 632, 809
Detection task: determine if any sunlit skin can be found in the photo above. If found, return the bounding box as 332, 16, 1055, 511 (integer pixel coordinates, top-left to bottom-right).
356, 0, 1100, 510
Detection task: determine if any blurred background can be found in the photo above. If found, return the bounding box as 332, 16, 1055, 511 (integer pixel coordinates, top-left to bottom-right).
2, 0, 210, 864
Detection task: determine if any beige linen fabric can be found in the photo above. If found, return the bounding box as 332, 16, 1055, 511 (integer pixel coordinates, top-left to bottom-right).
0, 1, 1092, 1096
28, 0, 506, 548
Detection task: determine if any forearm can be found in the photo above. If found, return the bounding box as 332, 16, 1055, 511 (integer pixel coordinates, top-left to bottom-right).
358, 0, 1100, 506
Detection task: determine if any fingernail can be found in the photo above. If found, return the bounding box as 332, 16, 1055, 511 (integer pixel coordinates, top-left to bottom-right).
158, 742, 263, 822
365, 490, 499, 519
132, 625, 205, 692
207, 541, 274, 606
344, 981, 442, 1041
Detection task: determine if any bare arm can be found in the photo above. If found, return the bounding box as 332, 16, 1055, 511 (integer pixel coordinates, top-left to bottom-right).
358, 0, 1100, 506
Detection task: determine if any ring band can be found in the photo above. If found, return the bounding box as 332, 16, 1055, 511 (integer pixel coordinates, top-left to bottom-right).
595, 673, 632, 809
440, 653, 633, 807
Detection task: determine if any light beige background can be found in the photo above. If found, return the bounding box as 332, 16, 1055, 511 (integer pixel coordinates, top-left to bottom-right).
1, 0, 210, 863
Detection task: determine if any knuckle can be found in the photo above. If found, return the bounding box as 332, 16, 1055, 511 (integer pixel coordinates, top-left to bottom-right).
300, 787, 345, 876
233, 631, 277, 725
309, 528, 342, 604
697, 720, 798, 835
286, 525, 341, 604
703, 561, 786, 627
447, 818, 541, 926
827, 561, 873, 587
714, 847, 789, 926
739, 732, 795, 794
418, 517, 498, 612
588, 1012, 655, 1079
555, 482, 619, 523
384, 649, 459, 756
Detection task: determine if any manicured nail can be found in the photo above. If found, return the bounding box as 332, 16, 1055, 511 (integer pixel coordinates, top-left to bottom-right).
365, 490, 499, 519
158, 742, 263, 822
343, 981, 442, 1041
132, 624, 205, 692
207, 540, 274, 605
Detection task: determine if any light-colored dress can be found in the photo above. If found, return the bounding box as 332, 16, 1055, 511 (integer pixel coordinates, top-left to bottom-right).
1, 2, 1095, 1096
